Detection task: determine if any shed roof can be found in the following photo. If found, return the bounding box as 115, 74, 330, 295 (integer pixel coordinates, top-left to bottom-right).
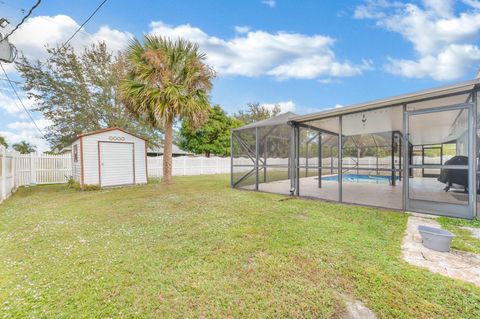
233, 111, 298, 130
292, 78, 479, 123
72, 127, 148, 142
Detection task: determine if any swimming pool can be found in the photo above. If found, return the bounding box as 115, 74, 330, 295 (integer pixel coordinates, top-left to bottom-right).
321, 174, 399, 184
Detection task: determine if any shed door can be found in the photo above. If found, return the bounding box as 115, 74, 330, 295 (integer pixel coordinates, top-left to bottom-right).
99, 142, 134, 187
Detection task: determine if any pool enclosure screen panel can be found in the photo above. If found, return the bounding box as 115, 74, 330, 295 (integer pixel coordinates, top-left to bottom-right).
340, 106, 403, 209
406, 103, 475, 218
231, 82, 479, 219
232, 128, 257, 189
232, 123, 293, 195
477, 89, 480, 217
297, 117, 339, 201
257, 124, 292, 195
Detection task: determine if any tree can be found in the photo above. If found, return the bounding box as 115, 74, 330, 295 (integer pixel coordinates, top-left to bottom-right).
120, 36, 215, 184
179, 105, 242, 157
0, 136, 7, 148
12, 141, 36, 154
16, 42, 162, 150
234, 102, 281, 124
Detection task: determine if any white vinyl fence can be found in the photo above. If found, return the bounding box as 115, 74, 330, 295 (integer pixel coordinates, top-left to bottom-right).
0, 146, 72, 203
0, 146, 15, 203
1, 145, 455, 203
148, 156, 230, 177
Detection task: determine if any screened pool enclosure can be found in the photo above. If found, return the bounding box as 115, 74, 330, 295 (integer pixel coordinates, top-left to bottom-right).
231, 79, 480, 219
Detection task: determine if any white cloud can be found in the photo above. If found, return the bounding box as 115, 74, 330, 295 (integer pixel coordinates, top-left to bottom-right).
354, 0, 403, 19
262, 0, 276, 8
234, 25, 251, 34
268, 57, 371, 80
1, 15, 133, 152
9, 15, 133, 62
385, 44, 480, 79
317, 78, 341, 84
0, 87, 33, 117
261, 100, 296, 113
149, 21, 368, 80
355, 0, 480, 80
7, 118, 51, 131
423, 0, 455, 18
2, 119, 52, 152
0, 129, 48, 152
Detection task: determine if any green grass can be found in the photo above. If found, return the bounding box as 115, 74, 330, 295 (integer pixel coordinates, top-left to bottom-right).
1, 175, 480, 318
438, 217, 480, 255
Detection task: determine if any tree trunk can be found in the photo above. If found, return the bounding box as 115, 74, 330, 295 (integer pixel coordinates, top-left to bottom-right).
162, 118, 173, 185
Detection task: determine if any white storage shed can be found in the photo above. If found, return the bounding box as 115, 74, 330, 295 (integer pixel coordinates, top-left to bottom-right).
71, 128, 148, 189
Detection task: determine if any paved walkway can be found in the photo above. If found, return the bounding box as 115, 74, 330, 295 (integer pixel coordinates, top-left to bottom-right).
402, 215, 480, 287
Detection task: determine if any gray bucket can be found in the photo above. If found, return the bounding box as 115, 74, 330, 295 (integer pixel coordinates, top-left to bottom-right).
418, 225, 454, 252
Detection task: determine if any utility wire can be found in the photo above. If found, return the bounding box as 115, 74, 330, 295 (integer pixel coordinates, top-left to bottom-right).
12, 0, 108, 71
0, 77, 21, 84
0, 62, 46, 139
0, 1, 25, 13
0, 0, 108, 140
39, 0, 108, 68
2, 0, 41, 40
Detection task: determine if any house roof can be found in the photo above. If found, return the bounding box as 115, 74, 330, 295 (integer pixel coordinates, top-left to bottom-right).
291, 78, 479, 123
72, 127, 148, 142
59, 146, 72, 153
233, 111, 298, 130
147, 144, 189, 155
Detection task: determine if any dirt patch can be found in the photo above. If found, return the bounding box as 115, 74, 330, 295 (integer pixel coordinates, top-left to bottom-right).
341, 294, 377, 319
462, 226, 480, 239
294, 213, 309, 220
402, 215, 480, 287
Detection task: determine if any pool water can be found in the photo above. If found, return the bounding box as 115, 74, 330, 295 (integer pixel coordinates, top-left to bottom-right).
321, 174, 400, 184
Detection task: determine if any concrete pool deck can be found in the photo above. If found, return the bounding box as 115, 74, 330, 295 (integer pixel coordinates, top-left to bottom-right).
242, 175, 471, 211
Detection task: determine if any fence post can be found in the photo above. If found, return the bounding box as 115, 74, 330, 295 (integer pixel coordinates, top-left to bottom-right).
216, 157, 219, 174
200, 157, 204, 175
30, 152, 37, 185
183, 156, 187, 176
158, 157, 162, 178
1, 147, 6, 201
11, 151, 16, 189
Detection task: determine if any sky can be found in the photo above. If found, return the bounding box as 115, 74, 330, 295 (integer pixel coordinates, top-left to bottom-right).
1, 0, 480, 151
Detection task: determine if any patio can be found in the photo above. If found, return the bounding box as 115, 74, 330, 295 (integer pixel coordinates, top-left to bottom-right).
232, 78, 480, 219
243, 175, 472, 210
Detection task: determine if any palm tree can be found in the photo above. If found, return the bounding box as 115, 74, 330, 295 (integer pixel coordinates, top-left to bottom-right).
0, 136, 7, 149
12, 141, 36, 154
120, 36, 214, 184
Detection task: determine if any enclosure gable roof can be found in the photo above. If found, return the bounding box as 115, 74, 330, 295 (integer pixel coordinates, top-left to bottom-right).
72, 127, 148, 142
292, 78, 479, 123
233, 111, 298, 130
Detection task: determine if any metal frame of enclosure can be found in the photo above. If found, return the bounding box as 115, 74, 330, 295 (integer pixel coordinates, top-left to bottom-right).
231, 79, 480, 219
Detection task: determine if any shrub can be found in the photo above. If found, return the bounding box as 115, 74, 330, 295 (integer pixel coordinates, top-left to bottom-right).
66, 178, 100, 191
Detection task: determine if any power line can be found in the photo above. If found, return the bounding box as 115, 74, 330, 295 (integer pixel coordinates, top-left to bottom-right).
0, 77, 22, 84
0, 0, 108, 140
0, 1, 26, 13
11, 0, 108, 71
40, 0, 108, 67
0, 62, 46, 139
2, 0, 41, 40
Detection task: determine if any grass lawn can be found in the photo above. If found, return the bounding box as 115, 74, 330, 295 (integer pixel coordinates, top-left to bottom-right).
1, 175, 480, 318
438, 217, 480, 255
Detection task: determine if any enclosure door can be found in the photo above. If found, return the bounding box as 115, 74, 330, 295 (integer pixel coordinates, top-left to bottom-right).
99, 142, 135, 187
405, 103, 475, 219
